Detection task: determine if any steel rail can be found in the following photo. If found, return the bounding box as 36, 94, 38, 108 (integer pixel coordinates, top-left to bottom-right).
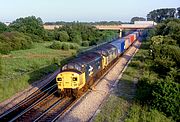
9, 86, 57, 122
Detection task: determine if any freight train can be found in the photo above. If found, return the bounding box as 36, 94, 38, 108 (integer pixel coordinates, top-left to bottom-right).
56, 31, 140, 97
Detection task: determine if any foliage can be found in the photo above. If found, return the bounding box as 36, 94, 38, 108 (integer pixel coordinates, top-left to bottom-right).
0, 42, 75, 102
147, 8, 176, 23
50, 41, 79, 50
152, 78, 180, 120
125, 104, 174, 122
0, 31, 33, 54
135, 19, 180, 121
130, 17, 146, 23
9, 16, 45, 37
154, 19, 180, 46
81, 41, 89, 47
0, 22, 8, 33
56, 23, 118, 46
55, 31, 69, 42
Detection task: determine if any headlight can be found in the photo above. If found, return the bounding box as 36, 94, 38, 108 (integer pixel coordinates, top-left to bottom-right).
58, 78, 62, 81
72, 77, 77, 81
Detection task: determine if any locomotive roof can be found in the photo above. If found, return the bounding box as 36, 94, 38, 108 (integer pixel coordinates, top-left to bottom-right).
70, 52, 101, 66
91, 43, 117, 56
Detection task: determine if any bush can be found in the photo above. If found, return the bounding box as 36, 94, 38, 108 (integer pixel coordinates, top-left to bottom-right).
27, 34, 43, 42
59, 31, 69, 42
50, 41, 79, 50
0, 32, 33, 54
136, 76, 153, 104
69, 43, 79, 50
81, 41, 89, 47
61, 42, 70, 50
152, 77, 180, 121
49, 41, 62, 49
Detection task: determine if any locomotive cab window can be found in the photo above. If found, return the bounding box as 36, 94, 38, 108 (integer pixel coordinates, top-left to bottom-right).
62, 65, 68, 70
68, 64, 74, 69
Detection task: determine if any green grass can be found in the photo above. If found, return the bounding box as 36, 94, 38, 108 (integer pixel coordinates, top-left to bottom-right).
94, 95, 129, 122
0, 41, 75, 102
93, 41, 172, 122
125, 104, 174, 122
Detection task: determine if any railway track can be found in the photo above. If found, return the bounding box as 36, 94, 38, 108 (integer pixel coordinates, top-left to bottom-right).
8, 92, 76, 122
0, 79, 56, 121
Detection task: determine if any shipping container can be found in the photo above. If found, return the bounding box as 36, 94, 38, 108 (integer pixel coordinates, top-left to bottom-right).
123, 37, 131, 49
128, 34, 135, 43
110, 39, 125, 55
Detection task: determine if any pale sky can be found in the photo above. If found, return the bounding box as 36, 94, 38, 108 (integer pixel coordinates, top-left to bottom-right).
0, 0, 179, 22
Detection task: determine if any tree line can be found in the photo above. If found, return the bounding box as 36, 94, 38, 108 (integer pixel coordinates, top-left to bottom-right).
0, 16, 118, 54
136, 19, 180, 121
147, 7, 180, 23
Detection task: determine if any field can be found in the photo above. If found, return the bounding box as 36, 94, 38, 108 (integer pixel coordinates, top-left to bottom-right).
0, 42, 75, 102
94, 41, 173, 122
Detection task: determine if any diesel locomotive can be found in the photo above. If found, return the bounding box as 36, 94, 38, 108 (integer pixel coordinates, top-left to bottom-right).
56, 31, 140, 97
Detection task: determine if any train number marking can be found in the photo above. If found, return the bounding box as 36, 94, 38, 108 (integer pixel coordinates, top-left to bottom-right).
89, 65, 93, 76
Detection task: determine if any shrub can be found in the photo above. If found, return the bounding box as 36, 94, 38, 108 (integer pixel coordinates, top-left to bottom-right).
152, 77, 180, 121
69, 43, 79, 50
0, 32, 33, 54
59, 31, 69, 42
81, 41, 89, 47
49, 41, 62, 49
61, 42, 70, 50
50, 41, 79, 50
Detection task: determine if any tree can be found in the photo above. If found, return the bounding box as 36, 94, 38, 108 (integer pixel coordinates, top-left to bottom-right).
9, 16, 45, 38
71, 34, 82, 45
0, 22, 8, 33
130, 17, 146, 23
59, 31, 69, 42
152, 78, 180, 121
147, 8, 176, 23
0, 32, 33, 54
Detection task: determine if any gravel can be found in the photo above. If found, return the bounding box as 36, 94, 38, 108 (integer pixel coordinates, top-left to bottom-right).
57, 40, 141, 122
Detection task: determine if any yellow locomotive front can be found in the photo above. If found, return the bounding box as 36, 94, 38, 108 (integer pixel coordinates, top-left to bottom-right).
56, 71, 85, 91
56, 63, 86, 96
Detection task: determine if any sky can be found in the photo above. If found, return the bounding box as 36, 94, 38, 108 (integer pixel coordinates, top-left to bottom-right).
0, 0, 179, 23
